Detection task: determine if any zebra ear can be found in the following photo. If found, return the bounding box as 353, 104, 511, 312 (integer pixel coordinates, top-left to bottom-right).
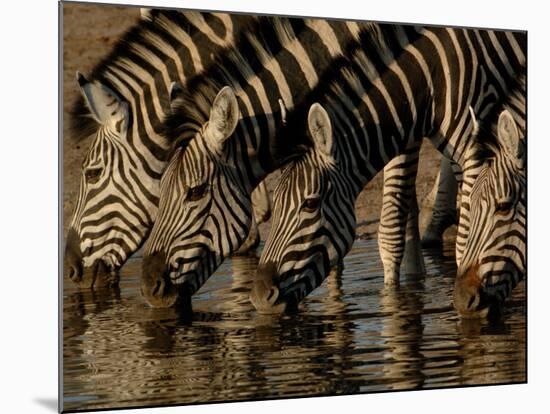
140, 8, 152, 20
497, 110, 524, 166
76, 72, 129, 134
308, 103, 335, 162
205, 86, 240, 150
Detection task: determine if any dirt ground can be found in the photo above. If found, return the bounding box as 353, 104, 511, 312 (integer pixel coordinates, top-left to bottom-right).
62, 3, 452, 244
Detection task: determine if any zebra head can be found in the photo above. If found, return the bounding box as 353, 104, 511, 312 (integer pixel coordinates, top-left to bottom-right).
251, 104, 356, 314
65, 73, 156, 289
141, 86, 253, 308
454, 109, 526, 320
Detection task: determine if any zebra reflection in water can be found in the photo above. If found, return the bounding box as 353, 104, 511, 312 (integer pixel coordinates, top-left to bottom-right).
63, 255, 361, 409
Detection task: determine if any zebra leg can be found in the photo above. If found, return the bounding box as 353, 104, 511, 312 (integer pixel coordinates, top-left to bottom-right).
233, 216, 261, 256
233, 181, 271, 255
420, 156, 458, 247
378, 144, 422, 285
403, 196, 426, 275
251, 180, 272, 224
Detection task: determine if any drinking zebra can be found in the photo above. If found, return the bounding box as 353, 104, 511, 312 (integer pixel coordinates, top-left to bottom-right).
141, 16, 366, 307
64, 10, 273, 289
453, 75, 525, 319
249, 24, 525, 317
64, 9, 454, 295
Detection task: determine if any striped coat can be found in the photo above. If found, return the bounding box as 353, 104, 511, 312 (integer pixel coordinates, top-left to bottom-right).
251, 24, 525, 317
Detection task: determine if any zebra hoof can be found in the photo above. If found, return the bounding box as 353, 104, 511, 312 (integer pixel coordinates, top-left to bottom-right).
383, 270, 400, 287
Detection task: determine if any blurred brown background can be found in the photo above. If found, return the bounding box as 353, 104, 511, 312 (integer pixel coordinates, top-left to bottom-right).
62, 2, 447, 243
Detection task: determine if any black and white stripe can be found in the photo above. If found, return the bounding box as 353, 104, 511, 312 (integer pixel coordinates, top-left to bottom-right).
141, 16, 364, 307
252, 24, 525, 316
453, 74, 525, 318
64, 11, 268, 288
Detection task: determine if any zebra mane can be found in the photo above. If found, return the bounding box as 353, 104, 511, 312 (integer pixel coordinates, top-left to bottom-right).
161, 16, 307, 146
272, 23, 422, 164
68, 10, 257, 142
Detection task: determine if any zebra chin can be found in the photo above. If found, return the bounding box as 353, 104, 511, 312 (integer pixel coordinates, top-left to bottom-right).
64, 228, 120, 289
453, 262, 505, 321
141, 251, 193, 310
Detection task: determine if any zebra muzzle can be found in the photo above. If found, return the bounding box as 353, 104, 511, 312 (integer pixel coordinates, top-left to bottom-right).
64, 228, 119, 289
141, 251, 180, 308
249, 264, 288, 314
453, 263, 502, 320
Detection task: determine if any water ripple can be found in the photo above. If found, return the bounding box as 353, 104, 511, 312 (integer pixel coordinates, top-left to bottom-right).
63, 240, 526, 411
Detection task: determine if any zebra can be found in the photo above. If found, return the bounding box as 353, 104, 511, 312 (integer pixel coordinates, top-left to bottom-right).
140, 16, 367, 307
420, 156, 460, 247
250, 24, 525, 317
63, 9, 453, 294
64, 10, 274, 289
453, 75, 525, 319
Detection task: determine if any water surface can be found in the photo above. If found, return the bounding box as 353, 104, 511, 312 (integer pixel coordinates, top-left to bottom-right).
62, 240, 526, 411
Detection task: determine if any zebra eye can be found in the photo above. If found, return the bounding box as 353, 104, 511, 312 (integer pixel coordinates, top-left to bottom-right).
188, 183, 208, 201
84, 167, 102, 184
495, 200, 513, 215
302, 197, 321, 213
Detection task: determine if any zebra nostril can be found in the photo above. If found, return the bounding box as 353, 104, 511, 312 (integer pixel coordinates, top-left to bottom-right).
267, 287, 278, 304
467, 294, 478, 310
152, 279, 164, 297
68, 265, 81, 282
